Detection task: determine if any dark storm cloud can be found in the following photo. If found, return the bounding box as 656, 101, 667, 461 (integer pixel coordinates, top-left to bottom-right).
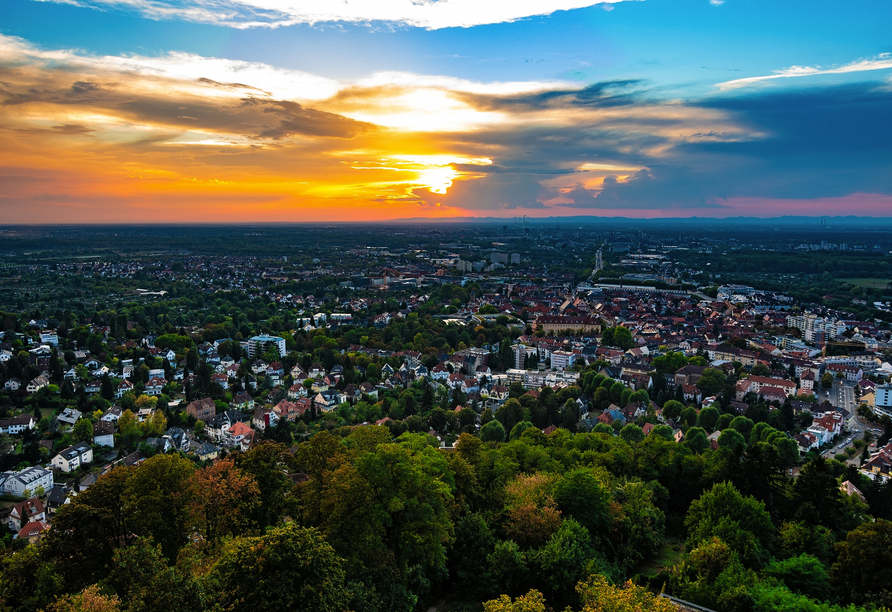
456, 79, 646, 112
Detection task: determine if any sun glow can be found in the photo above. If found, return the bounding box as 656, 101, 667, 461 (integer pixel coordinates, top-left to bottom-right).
417, 166, 458, 194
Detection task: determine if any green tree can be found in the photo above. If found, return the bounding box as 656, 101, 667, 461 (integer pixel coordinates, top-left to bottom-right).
729, 415, 755, 439
697, 406, 720, 432
662, 400, 685, 421
553, 468, 611, 537
320, 441, 454, 580
685, 481, 774, 568
105, 537, 203, 612
481, 420, 507, 443
620, 423, 645, 444
765, 554, 831, 600
0, 545, 64, 611
532, 519, 596, 606
213, 525, 349, 612
791, 457, 846, 531
232, 441, 296, 530
496, 399, 524, 433
777, 521, 834, 564
72, 417, 94, 443
653, 352, 689, 374
831, 518, 892, 606
718, 428, 746, 450
124, 454, 195, 559
697, 368, 726, 396
685, 426, 709, 454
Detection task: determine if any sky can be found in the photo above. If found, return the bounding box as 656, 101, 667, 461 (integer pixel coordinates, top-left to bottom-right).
1, 0, 891, 223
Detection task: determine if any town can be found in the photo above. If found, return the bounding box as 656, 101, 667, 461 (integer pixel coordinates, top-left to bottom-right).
1, 222, 892, 612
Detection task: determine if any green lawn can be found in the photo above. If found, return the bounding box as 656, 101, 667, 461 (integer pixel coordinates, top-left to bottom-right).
838, 277, 891, 289
636, 540, 684, 577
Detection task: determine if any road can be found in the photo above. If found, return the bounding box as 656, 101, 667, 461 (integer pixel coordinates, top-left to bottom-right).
590, 247, 604, 280
818, 380, 856, 414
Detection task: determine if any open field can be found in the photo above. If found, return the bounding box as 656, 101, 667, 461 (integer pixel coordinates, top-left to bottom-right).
838, 277, 891, 289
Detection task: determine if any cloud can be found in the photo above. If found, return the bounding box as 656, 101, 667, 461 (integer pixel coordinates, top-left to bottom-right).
0, 37, 376, 141
1, 34, 890, 221
33, 0, 640, 30
717, 53, 892, 90
559, 168, 728, 209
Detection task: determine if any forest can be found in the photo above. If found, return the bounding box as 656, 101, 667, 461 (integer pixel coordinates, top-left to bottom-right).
4, 414, 892, 612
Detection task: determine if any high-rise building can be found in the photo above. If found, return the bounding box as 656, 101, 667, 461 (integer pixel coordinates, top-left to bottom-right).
247, 334, 286, 358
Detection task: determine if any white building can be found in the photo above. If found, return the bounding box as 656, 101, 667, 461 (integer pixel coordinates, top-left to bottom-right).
550, 350, 576, 371
876, 384, 892, 418
0, 466, 54, 497
51, 442, 93, 473
246, 334, 286, 359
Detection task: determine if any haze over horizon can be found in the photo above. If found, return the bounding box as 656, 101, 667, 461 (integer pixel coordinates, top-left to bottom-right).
2, 0, 890, 223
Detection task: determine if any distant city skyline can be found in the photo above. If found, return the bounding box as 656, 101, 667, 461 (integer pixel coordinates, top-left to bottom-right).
1, 0, 890, 222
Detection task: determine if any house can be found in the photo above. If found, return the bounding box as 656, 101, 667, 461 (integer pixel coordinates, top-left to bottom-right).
207, 410, 247, 443
681, 384, 701, 403
840, 480, 866, 503
674, 365, 707, 386
145, 377, 166, 396
812, 411, 844, 438
826, 363, 863, 383
0, 466, 54, 497
228, 421, 254, 448
26, 375, 49, 394
52, 442, 93, 472
253, 408, 279, 430
8, 497, 46, 531
195, 442, 220, 461
101, 406, 123, 423
186, 398, 216, 422
735, 376, 797, 401
251, 359, 269, 375
266, 362, 285, 384
165, 427, 189, 451
308, 363, 326, 379
232, 392, 255, 411
794, 430, 820, 452
116, 380, 134, 399
116, 451, 146, 468
314, 389, 344, 412
598, 408, 625, 426
0, 414, 35, 435
295, 397, 314, 416
84, 379, 102, 394
46, 485, 72, 513
211, 373, 230, 389
4, 378, 21, 392
144, 437, 174, 454
359, 382, 378, 400
16, 520, 49, 544
273, 400, 304, 422
57, 408, 82, 427
800, 370, 816, 393
93, 420, 115, 447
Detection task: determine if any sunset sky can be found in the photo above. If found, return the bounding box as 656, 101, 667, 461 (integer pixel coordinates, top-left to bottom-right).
2, 0, 891, 222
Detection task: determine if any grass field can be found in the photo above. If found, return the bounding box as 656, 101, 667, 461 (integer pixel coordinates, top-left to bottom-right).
636, 540, 684, 577
838, 277, 891, 289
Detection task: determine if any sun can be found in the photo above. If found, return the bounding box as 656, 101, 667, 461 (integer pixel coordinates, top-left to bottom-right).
417, 166, 458, 195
